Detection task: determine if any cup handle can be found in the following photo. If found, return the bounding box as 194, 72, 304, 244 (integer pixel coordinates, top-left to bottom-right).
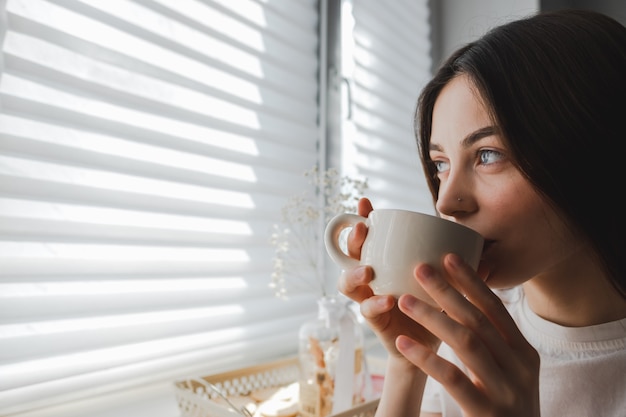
324, 213, 365, 270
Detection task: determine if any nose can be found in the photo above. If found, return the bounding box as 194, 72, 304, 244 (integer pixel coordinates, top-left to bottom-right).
435, 173, 474, 218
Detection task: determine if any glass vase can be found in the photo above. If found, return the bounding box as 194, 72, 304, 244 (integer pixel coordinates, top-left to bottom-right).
298, 295, 366, 417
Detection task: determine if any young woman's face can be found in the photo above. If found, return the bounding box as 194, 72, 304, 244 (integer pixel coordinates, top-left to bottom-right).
429, 74, 579, 289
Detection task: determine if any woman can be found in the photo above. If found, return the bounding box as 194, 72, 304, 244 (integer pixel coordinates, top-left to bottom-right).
339, 9, 626, 417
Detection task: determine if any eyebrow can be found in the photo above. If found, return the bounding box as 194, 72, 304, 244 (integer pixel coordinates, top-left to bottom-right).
429, 126, 499, 151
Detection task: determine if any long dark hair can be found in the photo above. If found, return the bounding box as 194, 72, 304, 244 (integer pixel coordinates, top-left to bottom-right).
415, 9, 626, 297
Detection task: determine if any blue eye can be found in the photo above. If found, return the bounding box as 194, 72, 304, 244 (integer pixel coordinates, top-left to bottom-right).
434, 160, 449, 173
479, 149, 503, 165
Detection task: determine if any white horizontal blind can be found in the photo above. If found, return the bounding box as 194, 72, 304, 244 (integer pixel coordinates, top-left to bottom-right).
0, 0, 320, 414
346, 0, 435, 214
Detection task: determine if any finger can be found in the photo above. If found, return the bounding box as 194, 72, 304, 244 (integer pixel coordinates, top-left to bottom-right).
347, 198, 372, 259
395, 335, 489, 415
357, 198, 374, 216
411, 262, 514, 383
444, 254, 531, 352
443, 254, 539, 378
397, 292, 507, 394
360, 294, 395, 321
337, 266, 374, 302
347, 221, 368, 259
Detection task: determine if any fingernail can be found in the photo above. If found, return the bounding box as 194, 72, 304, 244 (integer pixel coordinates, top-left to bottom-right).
355, 266, 370, 283
398, 294, 417, 310
396, 336, 415, 350
416, 263, 435, 280
377, 296, 391, 307
448, 253, 463, 267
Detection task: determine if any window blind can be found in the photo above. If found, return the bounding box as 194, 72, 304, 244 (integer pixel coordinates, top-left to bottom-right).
345, 0, 434, 214
0, 0, 320, 414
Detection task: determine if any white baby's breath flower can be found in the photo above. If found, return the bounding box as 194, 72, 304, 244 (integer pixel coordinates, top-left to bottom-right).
269, 165, 368, 299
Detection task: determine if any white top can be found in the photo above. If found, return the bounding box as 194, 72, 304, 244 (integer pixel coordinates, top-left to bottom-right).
420, 286, 626, 417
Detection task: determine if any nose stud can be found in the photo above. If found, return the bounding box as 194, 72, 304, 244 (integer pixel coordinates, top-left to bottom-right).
457, 196, 463, 202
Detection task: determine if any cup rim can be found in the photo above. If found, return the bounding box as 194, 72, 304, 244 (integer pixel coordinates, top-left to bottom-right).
370, 208, 482, 237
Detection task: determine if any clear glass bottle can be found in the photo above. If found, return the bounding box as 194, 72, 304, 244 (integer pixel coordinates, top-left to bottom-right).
298, 295, 365, 417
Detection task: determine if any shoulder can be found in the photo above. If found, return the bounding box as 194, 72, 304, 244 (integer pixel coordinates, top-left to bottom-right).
506, 286, 626, 359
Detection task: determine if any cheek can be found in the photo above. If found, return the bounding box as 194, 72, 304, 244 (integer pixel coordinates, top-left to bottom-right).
480, 176, 563, 251
502, 180, 559, 231
482, 179, 536, 218
488, 180, 576, 270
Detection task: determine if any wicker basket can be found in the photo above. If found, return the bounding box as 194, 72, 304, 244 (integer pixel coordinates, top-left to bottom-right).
174, 356, 379, 417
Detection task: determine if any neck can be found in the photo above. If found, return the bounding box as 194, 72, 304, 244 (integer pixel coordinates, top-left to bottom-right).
523, 248, 626, 327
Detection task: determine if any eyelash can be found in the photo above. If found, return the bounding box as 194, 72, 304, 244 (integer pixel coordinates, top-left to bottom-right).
431, 149, 504, 173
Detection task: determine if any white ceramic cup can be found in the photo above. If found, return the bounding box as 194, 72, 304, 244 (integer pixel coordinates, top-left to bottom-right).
324, 209, 484, 306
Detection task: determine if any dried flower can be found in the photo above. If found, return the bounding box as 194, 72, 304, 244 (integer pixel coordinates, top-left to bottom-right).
270, 165, 368, 298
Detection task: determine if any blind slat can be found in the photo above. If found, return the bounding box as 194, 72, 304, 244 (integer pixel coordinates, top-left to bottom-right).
0, 173, 293, 219
0, 275, 275, 320
0, 258, 274, 279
